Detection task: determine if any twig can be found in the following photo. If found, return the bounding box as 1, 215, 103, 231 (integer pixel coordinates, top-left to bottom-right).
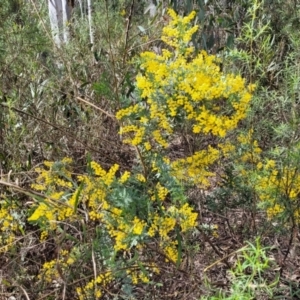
11, 281, 31, 300
134, 146, 147, 178
29, 0, 53, 44
122, 0, 135, 66
91, 245, 98, 298
0, 179, 84, 214
204, 245, 247, 273
76, 96, 116, 119
196, 225, 232, 269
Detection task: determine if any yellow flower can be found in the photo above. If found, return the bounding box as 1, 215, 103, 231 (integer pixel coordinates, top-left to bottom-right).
91, 161, 106, 177
120, 171, 130, 183
136, 174, 146, 182
178, 203, 198, 232
156, 183, 169, 201
132, 217, 146, 235
164, 240, 178, 263
120, 9, 126, 16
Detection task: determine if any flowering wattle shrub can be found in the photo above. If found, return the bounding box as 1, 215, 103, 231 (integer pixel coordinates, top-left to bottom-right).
117, 9, 254, 187
26, 9, 254, 298
255, 154, 300, 222
218, 127, 300, 225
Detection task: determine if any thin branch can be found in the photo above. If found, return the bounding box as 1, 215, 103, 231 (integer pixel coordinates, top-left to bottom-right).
122, 0, 135, 66
203, 244, 247, 273
91, 245, 98, 298
0, 179, 84, 213
12, 281, 31, 300
196, 225, 232, 269
76, 96, 116, 119
29, 0, 54, 45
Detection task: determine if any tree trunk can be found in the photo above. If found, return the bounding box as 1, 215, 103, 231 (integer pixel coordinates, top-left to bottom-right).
87, 0, 94, 45
48, 0, 72, 46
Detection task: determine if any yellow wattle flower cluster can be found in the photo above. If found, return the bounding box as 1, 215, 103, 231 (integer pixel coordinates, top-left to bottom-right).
39, 249, 76, 283
28, 158, 76, 229
147, 202, 198, 261
76, 271, 112, 300
231, 129, 300, 224
116, 9, 254, 151
126, 263, 159, 285
0, 200, 21, 252
255, 162, 300, 221
155, 182, 169, 201
28, 160, 120, 230
28, 156, 198, 269
171, 145, 220, 187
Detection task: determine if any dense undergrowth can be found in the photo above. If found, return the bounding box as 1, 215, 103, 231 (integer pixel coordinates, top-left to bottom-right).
1, 0, 300, 299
